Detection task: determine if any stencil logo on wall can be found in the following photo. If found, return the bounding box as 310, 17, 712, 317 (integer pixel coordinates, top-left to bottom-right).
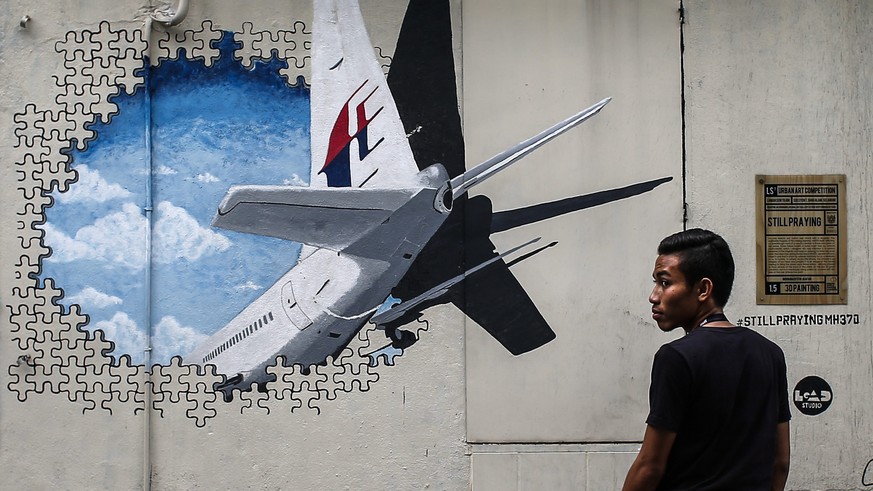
793, 375, 833, 416
8, 20, 398, 427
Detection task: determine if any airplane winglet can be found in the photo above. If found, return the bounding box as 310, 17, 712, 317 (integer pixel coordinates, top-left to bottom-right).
449, 97, 611, 199
369, 237, 542, 326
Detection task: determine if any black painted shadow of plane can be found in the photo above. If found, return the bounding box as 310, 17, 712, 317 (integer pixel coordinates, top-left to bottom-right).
381, 0, 673, 356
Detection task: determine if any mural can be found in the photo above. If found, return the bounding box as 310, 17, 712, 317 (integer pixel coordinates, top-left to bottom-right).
7, 0, 671, 425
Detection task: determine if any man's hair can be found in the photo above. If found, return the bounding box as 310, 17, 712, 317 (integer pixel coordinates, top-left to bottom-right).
657, 228, 735, 307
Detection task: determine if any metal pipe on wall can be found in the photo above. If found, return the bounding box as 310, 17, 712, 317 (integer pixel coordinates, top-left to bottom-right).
152, 0, 189, 27
140, 14, 154, 490
138, 5, 191, 488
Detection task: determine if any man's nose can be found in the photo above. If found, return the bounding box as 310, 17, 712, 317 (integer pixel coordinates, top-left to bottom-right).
649, 288, 658, 305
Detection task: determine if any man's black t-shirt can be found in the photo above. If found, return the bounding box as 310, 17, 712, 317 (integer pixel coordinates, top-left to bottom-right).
646, 326, 791, 490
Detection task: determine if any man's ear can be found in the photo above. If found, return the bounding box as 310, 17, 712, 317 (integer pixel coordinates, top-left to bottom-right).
697, 278, 714, 302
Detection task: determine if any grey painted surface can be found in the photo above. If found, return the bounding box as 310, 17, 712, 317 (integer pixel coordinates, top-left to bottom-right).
463, 0, 683, 444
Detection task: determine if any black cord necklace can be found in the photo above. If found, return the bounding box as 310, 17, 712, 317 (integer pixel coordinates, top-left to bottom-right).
698, 312, 729, 328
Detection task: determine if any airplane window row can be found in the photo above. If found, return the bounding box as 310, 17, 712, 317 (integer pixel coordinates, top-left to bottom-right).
202, 311, 275, 364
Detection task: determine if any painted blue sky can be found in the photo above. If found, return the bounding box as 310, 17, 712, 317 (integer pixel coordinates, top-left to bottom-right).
42, 34, 310, 364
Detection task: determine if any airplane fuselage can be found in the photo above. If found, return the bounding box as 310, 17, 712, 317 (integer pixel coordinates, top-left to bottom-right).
185, 165, 452, 387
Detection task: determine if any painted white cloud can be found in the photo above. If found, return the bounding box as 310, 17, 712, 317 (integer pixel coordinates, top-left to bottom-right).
152, 201, 231, 263
151, 316, 207, 363
155, 165, 178, 175
57, 165, 132, 204
235, 280, 262, 291
195, 172, 220, 183
95, 311, 146, 364
283, 173, 307, 186
74, 202, 149, 270
45, 201, 230, 270
66, 287, 123, 309
42, 222, 95, 263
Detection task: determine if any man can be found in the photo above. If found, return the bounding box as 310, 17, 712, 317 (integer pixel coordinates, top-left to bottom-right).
623, 228, 791, 491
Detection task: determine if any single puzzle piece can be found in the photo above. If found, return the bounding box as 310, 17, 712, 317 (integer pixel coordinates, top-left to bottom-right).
7, 303, 42, 352
152, 356, 192, 404
81, 75, 122, 125
290, 380, 323, 414
17, 215, 45, 247
81, 327, 115, 368
58, 359, 87, 403
38, 278, 72, 311
189, 21, 222, 67
185, 381, 218, 427
7, 360, 39, 402
13, 253, 43, 290
114, 47, 146, 95
233, 22, 266, 69
264, 356, 299, 401
16, 154, 45, 201
18, 194, 54, 220
114, 25, 147, 57
89, 21, 123, 69
13, 104, 47, 149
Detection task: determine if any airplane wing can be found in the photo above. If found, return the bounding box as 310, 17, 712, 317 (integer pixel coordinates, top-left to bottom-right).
310, 0, 421, 189
212, 185, 416, 249
370, 237, 541, 326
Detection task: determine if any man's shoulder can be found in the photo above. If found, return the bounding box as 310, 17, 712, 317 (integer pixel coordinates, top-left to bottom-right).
665, 326, 786, 359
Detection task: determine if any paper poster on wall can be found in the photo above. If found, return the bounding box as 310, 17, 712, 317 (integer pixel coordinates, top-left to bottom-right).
756, 174, 847, 305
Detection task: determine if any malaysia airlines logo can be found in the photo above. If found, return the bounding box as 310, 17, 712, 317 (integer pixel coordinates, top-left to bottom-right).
320, 79, 385, 187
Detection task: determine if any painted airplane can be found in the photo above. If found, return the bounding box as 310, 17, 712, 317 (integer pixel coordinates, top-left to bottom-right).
185, 0, 672, 390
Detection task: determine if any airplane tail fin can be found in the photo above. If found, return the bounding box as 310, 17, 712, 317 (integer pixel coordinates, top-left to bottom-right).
310, 0, 421, 189
449, 97, 611, 199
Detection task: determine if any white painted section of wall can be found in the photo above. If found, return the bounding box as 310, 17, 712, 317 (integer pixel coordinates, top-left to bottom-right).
462, 0, 683, 445
683, 2, 873, 489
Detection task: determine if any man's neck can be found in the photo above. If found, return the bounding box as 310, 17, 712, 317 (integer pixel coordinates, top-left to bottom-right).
685, 309, 732, 333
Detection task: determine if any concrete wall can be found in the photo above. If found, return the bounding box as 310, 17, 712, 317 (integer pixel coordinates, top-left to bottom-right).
462, 0, 681, 488
1, 1, 871, 490
683, 1, 873, 488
